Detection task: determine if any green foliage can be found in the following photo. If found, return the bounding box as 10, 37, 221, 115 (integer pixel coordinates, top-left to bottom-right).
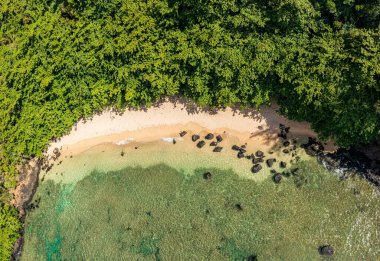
0, 0, 379, 258
0, 205, 21, 260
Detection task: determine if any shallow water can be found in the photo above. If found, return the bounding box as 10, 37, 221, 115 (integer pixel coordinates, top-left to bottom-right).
22, 141, 380, 260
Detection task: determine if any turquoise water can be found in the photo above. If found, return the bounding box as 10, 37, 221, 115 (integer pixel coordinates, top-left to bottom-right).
22, 142, 380, 260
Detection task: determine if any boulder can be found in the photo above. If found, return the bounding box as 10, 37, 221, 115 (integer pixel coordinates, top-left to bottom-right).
283, 141, 290, 147
203, 172, 212, 180
216, 135, 223, 142
197, 140, 206, 148
252, 157, 263, 164
280, 161, 287, 168
247, 255, 257, 261
283, 149, 289, 154
319, 245, 334, 256
210, 141, 217, 146
192, 135, 200, 142
205, 133, 214, 140
232, 145, 240, 151
285, 127, 290, 133
251, 164, 262, 173
172, 139, 176, 144
246, 154, 254, 160
255, 150, 264, 157
273, 173, 282, 183
239, 148, 247, 153
266, 158, 276, 167
213, 146, 223, 152
237, 151, 245, 158
179, 131, 187, 137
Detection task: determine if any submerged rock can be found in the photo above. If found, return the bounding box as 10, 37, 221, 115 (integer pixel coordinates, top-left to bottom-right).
282, 149, 289, 154
266, 158, 276, 167
203, 172, 212, 180
252, 157, 263, 164
273, 173, 282, 183
192, 135, 200, 142
216, 135, 223, 142
319, 245, 334, 256
213, 146, 223, 152
205, 133, 214, 140
280, 161, 287, 168
197, 140, 206, 148
251, 164, 262, 173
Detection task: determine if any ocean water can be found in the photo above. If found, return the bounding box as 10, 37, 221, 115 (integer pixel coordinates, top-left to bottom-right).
22, 140, 380, 260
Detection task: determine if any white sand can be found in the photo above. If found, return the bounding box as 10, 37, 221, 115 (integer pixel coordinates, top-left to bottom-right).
47, 99, 332, 157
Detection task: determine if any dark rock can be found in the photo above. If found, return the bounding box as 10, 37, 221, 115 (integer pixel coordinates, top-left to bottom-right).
179, 131, 187, 137
246, 154, 254, 160
213, 146, 223, 152
251, 164, 262, 173
121, 151, 125, 156
278, 132, 287, 139
216, 135, 223, 142
255, 150, 264, 157
273, 173, 282, 183
279, 123, 285, 130
247, 255, 257, 261
53, 147, 60, 155
319, 245, 334, 256
234, 203, 243, 211
237, 151, 245, 158
172, 139, 176, 144
285, 127, 290, 133
270, 169, 277, 174
280, 161, 287, 168
205, 133, 214, 140
232, 145, 240, 151
239, 148, 247, 153
283, 149, 289, 154
197, 140, 206, 148
203, 172, 212, 180
266, 158, 276, 167
241, 145, 247, 149
192, 135, 200, 142
210, 141, 217, 146
252, 157, 263, 164
283, 141, 290, 147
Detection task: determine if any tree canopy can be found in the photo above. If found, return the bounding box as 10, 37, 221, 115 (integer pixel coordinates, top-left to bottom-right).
0, 0, 379, 258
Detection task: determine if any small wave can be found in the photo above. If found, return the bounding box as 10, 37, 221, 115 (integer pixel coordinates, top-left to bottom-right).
115, 138, 135, 145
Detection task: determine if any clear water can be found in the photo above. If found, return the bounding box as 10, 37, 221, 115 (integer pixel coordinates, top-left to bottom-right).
22, 141, 380, 260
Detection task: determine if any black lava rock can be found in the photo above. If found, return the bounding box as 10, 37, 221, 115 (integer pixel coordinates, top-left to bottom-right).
319, 245, 334, 256
179, 131, 187, 137
247, 255, 257, 261
283, 141, 290, 147
280, 161, 287, 168
216, 135, 223, 142
203, 172, 212, 180
232, 145, 240, 151
252, 157, 264, 164
237, 151, 245, 158
235, 203, 243, 211
213, 146, 223, 152
255, 150, 264, 158
192, 135, 200, 142
251, 164, 262, 173
273, 173, 282, 183
210, 141, 217, 146
197, 140, 206, 148
266, 158, 276, 167
205, 133, 214, 140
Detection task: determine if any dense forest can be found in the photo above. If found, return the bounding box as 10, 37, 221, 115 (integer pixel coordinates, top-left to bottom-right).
0, 0, 379, 258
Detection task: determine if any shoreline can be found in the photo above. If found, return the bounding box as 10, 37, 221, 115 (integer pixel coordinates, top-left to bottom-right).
45, 100, 335, 159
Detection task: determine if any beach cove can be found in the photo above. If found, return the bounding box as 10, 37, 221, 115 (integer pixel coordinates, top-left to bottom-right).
18, 101, 380, 260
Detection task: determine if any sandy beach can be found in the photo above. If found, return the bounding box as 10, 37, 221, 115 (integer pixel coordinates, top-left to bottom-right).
46, 99, 333, 158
